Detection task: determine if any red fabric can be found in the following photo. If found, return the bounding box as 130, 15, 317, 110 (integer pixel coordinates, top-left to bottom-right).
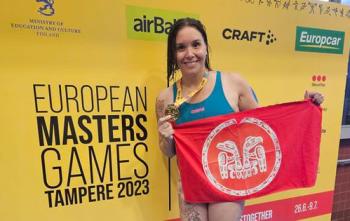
174, 100, 322, 203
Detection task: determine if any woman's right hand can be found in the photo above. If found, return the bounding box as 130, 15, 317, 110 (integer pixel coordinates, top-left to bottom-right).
158, 115, 174, 140
157, 114, 176, 157
155, 92, 176, 157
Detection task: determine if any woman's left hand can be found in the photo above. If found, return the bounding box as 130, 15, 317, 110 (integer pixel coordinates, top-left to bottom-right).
304, 90, 324, 105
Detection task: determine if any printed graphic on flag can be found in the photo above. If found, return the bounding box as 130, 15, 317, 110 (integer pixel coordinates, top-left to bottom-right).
202, 117, 282, 196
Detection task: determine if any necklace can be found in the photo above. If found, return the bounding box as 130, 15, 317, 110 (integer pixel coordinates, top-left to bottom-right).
165, 72, 209, 120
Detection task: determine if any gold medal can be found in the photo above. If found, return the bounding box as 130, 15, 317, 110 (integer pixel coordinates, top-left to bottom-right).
165, 104, 180, 120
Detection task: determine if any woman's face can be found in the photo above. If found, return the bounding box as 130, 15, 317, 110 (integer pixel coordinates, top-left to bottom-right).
175, 26, 207, 76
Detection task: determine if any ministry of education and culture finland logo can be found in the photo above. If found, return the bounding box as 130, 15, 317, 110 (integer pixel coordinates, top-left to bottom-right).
295, 26, 345, 54
37, 0, 55, 16
202, 117, 282, 196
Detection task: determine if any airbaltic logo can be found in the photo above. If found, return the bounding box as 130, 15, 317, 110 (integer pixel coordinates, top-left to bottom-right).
222, 28, 277, 45
295, 26, 345, 54
126, 6, 197, 41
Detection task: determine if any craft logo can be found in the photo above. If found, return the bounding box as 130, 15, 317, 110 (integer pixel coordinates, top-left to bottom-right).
311, 75, 326, 87
222, 28, 277, 45
295, 26, 345, 54
202, 117, 281, 196
37, 0, 55, 16
126, 5, 198, 41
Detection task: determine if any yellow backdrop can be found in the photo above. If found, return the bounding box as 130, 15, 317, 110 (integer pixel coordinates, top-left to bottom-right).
0, 0, 349, 220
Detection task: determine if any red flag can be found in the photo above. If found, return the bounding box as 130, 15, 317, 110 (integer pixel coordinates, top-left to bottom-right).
174, 100, 322, 203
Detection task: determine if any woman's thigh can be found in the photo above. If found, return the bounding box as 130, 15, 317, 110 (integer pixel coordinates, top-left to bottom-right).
179, 199, 208, 221
208, 201, 244, 221
178, 181, 208, 221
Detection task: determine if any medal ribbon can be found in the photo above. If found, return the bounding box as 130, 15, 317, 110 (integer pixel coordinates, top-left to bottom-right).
174, 73, 208, 107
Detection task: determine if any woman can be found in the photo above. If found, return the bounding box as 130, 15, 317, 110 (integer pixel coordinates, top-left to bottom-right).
155, 18, 323, 221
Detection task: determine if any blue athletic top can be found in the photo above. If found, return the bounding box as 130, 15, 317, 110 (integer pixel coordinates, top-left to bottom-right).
173, 71, 235, 124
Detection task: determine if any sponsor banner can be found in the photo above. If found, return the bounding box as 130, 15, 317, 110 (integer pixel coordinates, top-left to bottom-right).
126, 5, 197, 41
0, 0, 349, 220
240, 0, 350, 19
241, 191, 333, 221
311, 74, 327, 87
295, 26, 345, 54
222, 28, 278, 45
166, 191, 334, 221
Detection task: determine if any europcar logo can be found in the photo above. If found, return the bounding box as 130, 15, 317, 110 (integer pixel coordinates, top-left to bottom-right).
37, 0, 55, 16
126, 6, 198, 41
295, 26, 345, 54
222, 28, 277, 45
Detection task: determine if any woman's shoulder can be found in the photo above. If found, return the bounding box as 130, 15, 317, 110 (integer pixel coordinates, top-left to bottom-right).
156, 85, 174, 118
156, 85, 174, 104
219, 71, 246, 85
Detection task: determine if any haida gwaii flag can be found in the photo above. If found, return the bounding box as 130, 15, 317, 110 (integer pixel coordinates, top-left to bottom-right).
174, 100, 322, 203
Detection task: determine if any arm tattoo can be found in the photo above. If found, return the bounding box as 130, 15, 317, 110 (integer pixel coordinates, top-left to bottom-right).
156, 98, 165, 119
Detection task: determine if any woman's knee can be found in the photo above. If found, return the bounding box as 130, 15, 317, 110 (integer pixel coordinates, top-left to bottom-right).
208, 201, 245, 221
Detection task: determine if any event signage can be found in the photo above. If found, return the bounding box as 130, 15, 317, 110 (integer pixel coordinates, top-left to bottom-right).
295, 26, 345, 54
0, 1, 349, 220
126, 5, 197, 41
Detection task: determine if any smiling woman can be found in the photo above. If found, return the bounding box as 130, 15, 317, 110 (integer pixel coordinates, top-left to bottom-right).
156, 18, 258, 221
155, 17, 324, 221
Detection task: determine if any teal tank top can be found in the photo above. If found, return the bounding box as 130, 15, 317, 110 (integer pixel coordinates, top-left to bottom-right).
173, 71, 234, 124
